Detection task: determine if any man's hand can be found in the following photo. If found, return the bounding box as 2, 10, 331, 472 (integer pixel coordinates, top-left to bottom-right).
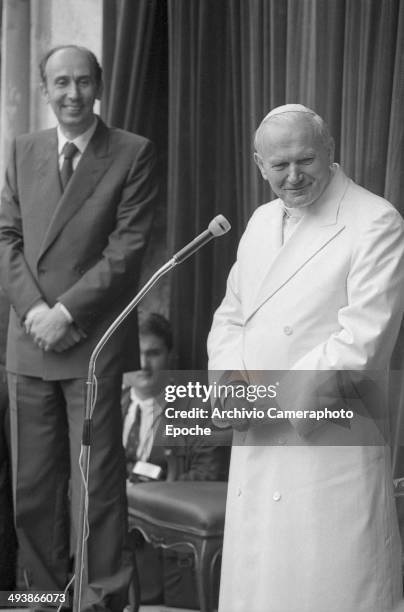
24, 300, 50, 335
25, 302, 83, 351
52, 325, 87, 352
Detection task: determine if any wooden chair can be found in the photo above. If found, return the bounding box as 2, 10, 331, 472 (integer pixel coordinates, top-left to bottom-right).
127, 479, 227, 612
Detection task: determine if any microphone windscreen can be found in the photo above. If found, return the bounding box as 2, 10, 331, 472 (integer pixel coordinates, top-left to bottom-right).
208, 215, 231, 236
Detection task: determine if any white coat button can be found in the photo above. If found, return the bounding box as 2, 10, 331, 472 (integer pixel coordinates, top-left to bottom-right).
283, 326, 293, 335
237, 488, 242, 497
273, 491, 281, 501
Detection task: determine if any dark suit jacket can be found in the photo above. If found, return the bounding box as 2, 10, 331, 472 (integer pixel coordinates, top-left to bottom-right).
0, 118, 157, 379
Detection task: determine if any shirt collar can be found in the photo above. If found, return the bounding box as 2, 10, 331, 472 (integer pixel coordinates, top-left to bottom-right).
129, 387, 165, 414
57, 116, 98, 156
282, 204, 306, 219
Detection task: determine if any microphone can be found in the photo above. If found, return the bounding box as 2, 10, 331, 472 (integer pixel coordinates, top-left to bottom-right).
172, 214, 231, 264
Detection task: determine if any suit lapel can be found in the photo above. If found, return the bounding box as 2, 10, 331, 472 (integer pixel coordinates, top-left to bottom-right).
245, 167, 349, 322
121, 387, 131, 418
33, 130, 63, 249
37, 119, 111, 263
254, 201, 284, 272
241, 201, 283, 314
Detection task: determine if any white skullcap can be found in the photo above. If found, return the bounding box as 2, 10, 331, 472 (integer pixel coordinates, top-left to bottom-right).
262, 104, 315, 121
254, 104, 331, 154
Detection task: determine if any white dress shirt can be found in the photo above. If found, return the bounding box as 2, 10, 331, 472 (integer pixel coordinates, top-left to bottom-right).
57, 117, 98, 171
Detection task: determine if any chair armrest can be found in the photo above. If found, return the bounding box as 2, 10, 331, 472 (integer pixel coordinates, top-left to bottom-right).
164, 448, 179, 481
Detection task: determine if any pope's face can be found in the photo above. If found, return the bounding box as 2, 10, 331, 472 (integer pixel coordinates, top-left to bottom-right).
42, 48, 102, 137
254, 118, 333, 208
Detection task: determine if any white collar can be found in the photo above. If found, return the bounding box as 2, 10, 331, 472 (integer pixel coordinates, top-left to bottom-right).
129, 387, 165, 413
57, 116, 98, 156
282, 204, 306, 219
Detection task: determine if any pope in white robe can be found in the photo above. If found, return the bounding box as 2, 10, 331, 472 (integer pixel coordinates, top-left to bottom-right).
208, 104, 404, 612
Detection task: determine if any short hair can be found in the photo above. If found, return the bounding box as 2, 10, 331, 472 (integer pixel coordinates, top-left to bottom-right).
139, 313, 173, 352
254, 104, 333, 155
39, 45, 103, 86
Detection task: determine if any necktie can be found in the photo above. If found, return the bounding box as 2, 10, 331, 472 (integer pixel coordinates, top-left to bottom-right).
125, 406, 142, 467
60, 142, 78, 190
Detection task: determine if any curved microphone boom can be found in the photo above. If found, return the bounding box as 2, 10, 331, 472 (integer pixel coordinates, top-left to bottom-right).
173, 214, 231, 264
73, 213, 231, 612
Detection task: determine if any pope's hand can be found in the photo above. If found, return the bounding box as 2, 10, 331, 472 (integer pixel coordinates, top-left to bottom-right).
221, 396, 251, 431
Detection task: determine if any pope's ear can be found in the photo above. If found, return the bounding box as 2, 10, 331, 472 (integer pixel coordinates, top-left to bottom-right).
254, 152, 267, 180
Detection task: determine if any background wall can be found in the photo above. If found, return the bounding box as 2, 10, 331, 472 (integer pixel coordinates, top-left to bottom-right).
0, 0, 102, 180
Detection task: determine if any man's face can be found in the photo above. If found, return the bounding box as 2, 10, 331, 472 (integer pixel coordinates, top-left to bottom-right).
254, 117, 333, 208
127, 333, 171, 398
42, 48, 102, 137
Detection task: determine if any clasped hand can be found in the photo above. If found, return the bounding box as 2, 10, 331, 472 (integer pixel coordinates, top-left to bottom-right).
218, 395, 254, 431
24, 301, 86, 352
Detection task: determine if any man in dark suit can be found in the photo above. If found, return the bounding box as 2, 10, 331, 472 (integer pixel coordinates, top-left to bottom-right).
0, 45, 157, 611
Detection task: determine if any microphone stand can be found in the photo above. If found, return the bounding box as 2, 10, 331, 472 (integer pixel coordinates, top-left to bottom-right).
72, 257, 178, 612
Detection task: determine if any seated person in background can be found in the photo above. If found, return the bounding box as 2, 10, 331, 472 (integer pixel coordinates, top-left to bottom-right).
122, 312, 228, 481
122, 313, 229, 607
